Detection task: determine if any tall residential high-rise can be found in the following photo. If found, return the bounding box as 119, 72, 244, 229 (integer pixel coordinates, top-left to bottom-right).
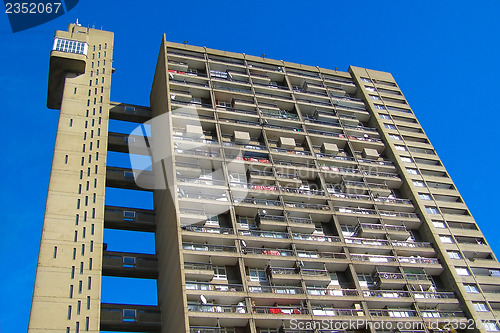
29, 23, 500, 333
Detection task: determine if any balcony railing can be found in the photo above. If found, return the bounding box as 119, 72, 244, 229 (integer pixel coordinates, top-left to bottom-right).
189, 327, 235, 333
379, 211, 419, 219
420, 310, 465, 318
296, 250, 347, 260
312, 308, 363, 316
391, 241, 432, 249
181, 226, 234, 235
363, 290, 410, 298
398, 256, 439, 265
413, 291, 455, 299
254, 306, 307, 315
239, 229, 289, 239
182, 243, 237, 253
350, 254, 397, 263
307, 288, 358, 297
271, 148, 312, 156
285, 202, 330, 210
374, 197, 412, 205
370, 309, 417, 317
249, 285, 304, 294
236, 198, 282, 206
184, 262, 212, 270
177, 177, 227, 186
188, 303, 246, 313
334, 206, 378, 215
175, 148, 220, 158
185, 282, 244, 292
293, 233, 341, 243
315, 152, 355, 161
281, 187, 325, 197
245, 247, 294, 256
345, 237, 390, 247
288, 216, 314, 225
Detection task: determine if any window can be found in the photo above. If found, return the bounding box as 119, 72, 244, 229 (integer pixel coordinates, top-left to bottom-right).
341, 225, 356, 236
389, 134, 402, 141
384, 124, 397, 130
123, 257, 136, 268
374, 104, 386, 110
123, 211, 136, 220
357, 273, 375, 288
448, 251, 462, 259
379, 114, 390, 119
464, 284, 479, 293
419, 193, 431, 200
483, 321, 500, 331
433, 221, 446, 228
473, 302, 489, 312
361, 77, 371, 83
406, 168, 419, 175
456, 267, 470, 276
249, 268, 267, 282
440, 236, 454, 244
426, 207, 439, 214
369, 95, 381, 100
401, 156, 412, 163
364, 86, 376, 92
53, 38, 88, 55
412, 180, 425, 187
213, 266, 227, 279
123, 309, 137, 322
395, 145, 407, 151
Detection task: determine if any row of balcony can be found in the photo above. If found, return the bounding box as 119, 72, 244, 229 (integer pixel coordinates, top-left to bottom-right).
100, 302, 465, 332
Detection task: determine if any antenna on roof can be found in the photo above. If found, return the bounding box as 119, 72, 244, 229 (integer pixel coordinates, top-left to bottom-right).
184, 41, 188, 45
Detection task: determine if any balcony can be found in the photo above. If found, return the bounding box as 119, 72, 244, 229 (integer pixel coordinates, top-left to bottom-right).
284, 201, 330, 211
256, 214, 287, 231
248, 284, 304, 296
412, 291, 458, 306
189, 327, 237, 333
185, 281, 244, 293
373, 272, 406, 288
267, 267, 300, 283
187, 303, 247, 314
253, 305, 308, 316
300, 268, 331, 284
184, 262, 214, 280
307, 287, 358, 298
104, 206, 156, 232
182, 243, 237, 259
102, 251, 158, 279
311, 307, 364, 317
369, 308, 417, 319
244, 247, 294, 258
100, 303, 161, 332
181, 225, 234, 236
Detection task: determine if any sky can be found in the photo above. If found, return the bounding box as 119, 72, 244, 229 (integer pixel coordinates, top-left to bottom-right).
1, 1, 500, 331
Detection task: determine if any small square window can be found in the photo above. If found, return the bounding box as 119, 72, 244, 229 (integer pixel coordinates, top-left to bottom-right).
123, 257, 136, 268
123, 309, 137, 322
123, 211, 136, 220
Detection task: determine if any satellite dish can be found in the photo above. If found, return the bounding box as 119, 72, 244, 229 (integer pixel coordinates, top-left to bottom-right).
200, 295, 207, 305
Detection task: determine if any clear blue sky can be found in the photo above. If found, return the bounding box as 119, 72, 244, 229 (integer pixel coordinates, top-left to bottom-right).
1, 1, 500, 331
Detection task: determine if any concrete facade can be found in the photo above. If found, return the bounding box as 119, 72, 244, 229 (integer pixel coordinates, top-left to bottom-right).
29, 24, 500, 333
